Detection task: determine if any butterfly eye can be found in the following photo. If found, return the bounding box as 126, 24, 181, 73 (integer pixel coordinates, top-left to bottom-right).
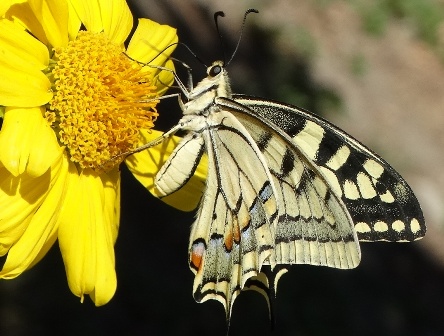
209, 65, 222, 77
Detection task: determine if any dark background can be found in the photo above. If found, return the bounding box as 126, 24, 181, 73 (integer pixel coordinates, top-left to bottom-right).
1, 1, 444, 335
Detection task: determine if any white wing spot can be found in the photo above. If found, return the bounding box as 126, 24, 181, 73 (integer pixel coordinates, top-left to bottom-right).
374, 221, 389, 232
410, 218, 422, 233
363, 159, 384, 179
319, 167, 342, 197
392, 220, 405, 232
293, 121, 324, 160
379, 190, 395, 203
326, 145, 350, 171
355, 222, 371, 233
357, 172, 377, 199
343, 180, 360, 200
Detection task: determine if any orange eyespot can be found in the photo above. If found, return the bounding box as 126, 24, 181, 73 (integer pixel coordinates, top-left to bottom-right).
190, 241, 206, 271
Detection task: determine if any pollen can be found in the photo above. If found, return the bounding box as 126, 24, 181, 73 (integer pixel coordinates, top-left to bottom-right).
47, 31, 160, 171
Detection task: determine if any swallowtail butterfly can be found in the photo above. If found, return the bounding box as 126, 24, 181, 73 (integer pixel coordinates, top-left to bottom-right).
133, 11, 426, 323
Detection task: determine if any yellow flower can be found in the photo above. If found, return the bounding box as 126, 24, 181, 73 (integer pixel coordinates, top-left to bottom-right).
0, 0, 185, 306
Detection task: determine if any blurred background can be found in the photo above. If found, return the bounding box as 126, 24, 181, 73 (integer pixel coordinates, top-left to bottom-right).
1, 0, 444, 335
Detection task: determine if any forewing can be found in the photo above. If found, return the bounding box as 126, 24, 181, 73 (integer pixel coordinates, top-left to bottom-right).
228, 95, 426, 242
188, 111, 278, 317
218, 99, 361, 270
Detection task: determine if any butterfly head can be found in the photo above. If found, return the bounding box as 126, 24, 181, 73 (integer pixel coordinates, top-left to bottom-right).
207, 60, 225, 77
206, 60, 232, 98
180, 60, 231, 116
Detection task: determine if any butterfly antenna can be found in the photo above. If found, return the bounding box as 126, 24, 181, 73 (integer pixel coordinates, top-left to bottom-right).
155, 42, 208, 90
125, 41, 206, 92
226, 8, 259, 66
167, 56, 194, 90
214, 11, 227, 64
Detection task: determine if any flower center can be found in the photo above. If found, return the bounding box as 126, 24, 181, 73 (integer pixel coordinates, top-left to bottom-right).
46, 31, 159, 171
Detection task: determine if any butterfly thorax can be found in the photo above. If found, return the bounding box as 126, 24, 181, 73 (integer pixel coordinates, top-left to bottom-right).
182, 61, 232, 117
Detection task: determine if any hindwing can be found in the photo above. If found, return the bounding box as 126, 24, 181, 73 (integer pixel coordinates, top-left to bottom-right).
186, 110, 278, 317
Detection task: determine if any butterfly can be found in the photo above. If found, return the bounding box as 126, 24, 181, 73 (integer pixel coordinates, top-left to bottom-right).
130, 57, 426, 321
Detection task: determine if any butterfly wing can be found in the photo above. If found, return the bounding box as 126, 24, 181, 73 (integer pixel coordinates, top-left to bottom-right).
156, 110, 278, 317
224, 95, 426, 243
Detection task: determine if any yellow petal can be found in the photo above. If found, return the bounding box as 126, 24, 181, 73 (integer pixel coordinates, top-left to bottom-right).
68, 0, 102, 33
0, 1, 25, 17
0, 161, 55, 255
0, 62, 52, 107
126, 19, 177, 97
100, 167, 120, 242
98, 0, 132, 45
0, 20, 52, 107
126, 130, 207, 212
66, 0, 81, 40
1, 2, 49, 45
126, 18, 178, 65
0, 152, 66, 278
28, 0, 69, 47
0, 107, 63, 177
58, 167, 118, 306
0, 19, 49, 70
